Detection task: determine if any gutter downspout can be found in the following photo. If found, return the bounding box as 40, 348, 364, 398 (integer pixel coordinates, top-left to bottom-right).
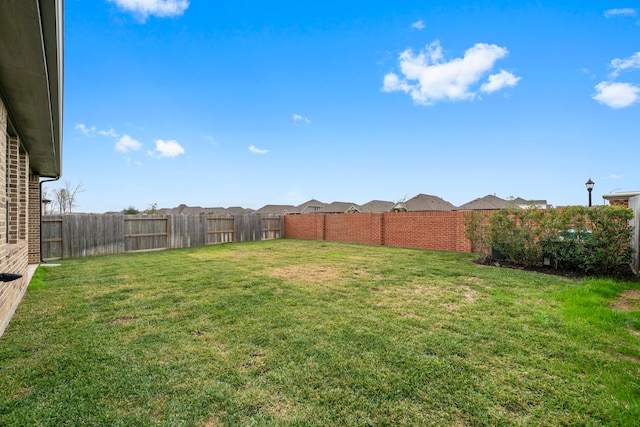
39, 176, 60, 263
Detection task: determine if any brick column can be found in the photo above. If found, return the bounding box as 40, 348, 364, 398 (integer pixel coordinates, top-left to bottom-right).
29, 173, 40, 264
18, 150, 28, 240
7, 136, 19, 244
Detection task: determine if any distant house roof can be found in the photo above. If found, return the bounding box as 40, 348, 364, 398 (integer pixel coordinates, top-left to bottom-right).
508, 197, 550, 209
156, 204, 204, 215
204, 207, 234, 216
225, 206, 255, 215
295, 199, 326, 214
314, 202, 361, 214
255, 204, 295, 215
156, 205, 254, 216
458, 194, 510, 210
359, 200, 395, 213
458, 195, 549, 210
404, 194, 455, 211
180, 205, 207, 215
296, 199, 325, 209
516, 199, 549, 209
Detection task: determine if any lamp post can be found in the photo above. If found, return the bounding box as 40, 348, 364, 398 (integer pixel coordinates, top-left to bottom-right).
585, 178, 595, 207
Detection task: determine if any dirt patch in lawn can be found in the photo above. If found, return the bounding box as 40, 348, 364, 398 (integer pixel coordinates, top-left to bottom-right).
611, 289, 640, 312
618, 353, 640, 364
441, 285, 477, 312
267, 264, 342, 284
109, 316, 139, 325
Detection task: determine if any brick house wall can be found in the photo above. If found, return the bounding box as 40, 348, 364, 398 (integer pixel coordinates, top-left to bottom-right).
603, 192, 640, 208
0, 95, 39, 336
283, 211, 474, 253
609, 199, 629, 207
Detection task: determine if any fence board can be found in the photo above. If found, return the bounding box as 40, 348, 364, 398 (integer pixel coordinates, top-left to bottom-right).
40, 213, 280, 260
207, 217, 235, 245
124, 216, 168, 252
235, 214, 262, 243
42, 215, 63, 259
261, 216, 281, 240
170, 214, 207, 249
61, 214, 125, 259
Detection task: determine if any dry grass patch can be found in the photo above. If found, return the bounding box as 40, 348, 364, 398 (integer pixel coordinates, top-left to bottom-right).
266, 264, 342, 284
441, 284, 477, 312
618, 353, 640, 364
109, 316, 139, 325
611, 289, 640, 312
203, 415, 223, 427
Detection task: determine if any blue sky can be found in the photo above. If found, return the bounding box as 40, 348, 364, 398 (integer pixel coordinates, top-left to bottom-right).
59, 0, 640, 212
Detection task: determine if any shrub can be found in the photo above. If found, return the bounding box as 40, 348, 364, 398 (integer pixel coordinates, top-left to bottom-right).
463, 211, 490, 257
465, 206, 634, 274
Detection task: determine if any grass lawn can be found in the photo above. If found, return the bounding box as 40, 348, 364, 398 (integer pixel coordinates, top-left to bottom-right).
1, 239, 639, 426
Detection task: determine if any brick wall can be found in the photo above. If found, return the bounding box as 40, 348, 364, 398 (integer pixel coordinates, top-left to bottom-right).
609, 199, 629, 207
0, 95, 33, 336
283, 211, 474, 253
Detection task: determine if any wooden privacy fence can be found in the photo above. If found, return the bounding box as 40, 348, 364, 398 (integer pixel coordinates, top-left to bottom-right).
42, 214, 282, 260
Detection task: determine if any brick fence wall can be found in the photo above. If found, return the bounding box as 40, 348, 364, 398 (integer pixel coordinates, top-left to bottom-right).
283, 211, 476, 252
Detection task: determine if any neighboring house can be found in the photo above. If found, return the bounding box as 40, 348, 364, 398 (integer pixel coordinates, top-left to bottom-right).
512, 197, 550, 209
255, 204, 296, 215
458, 195, 549, 210
155, 205, 255, 216
457, 194, 510, 210
314, 202, 361, 214
0, 0, 64, 335
404, 194, 456, 211
169, 204, 209, 215
392, 204, 407, 212
602, 191, 640, 208
359, 200, 395, 213
226, 206, 254, 215
296, 199, 326, 214
205, 207, 236, 216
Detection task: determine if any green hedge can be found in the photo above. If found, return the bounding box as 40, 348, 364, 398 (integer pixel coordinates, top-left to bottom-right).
464, 206, 634, 274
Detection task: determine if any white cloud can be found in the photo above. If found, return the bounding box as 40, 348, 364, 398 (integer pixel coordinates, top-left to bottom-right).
292, 114, 310, 124
411, 20, 425, 30
604, 8, 637, 18
609, 52, 640, 78
115, 134, 143, 153
609, 174, 622, 179
108, 0, 189, 21
382, 40, 519, 105
203, 135, 218, 145
150, 139, 185, 157
249, 145, 268, 154
75, 124, 121, 137
75, 123, 96, 136
592, 81, 640, 108
98, 127, 120, 137
480, 70, 521, 93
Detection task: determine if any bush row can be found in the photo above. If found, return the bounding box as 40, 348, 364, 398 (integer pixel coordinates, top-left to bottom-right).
464, 206, 634, 274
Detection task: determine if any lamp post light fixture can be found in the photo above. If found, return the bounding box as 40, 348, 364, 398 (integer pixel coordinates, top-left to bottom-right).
585, 178, 595, 207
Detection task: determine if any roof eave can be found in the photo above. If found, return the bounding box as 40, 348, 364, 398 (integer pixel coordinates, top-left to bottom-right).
0, 0, 63, 178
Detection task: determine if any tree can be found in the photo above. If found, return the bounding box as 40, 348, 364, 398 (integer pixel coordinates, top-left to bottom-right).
41, 187, 53, 215
52, 180, 85, 213
122, 206, 139, 215
144, 203, 158, 214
